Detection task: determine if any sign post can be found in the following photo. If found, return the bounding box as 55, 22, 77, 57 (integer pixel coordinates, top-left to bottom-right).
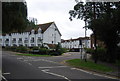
79, 40, 82, 60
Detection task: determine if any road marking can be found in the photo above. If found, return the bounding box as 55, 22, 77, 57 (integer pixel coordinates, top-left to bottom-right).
71, 68, 118, 79
10, 55, 16, 56
23, 60, 28, 61
3, 73, 10, 75
28, 63, 32, 65
32, 59, 58, 64
38, 66, 67, 69
2, 75, 8, 81
17, 58, 23, 60
41, 69, 71, 81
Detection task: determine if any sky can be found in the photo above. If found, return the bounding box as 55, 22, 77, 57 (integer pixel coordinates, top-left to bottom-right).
26, 0, 92, 40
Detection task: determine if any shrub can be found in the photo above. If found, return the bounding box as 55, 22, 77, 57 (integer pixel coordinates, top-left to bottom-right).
39, 48, 50, 55
16, 46, 28, 53
4, 46, 11, 51
97, 47, 107, 61
84, 48, 94, 54
32, 46, 39, 50
60, 48, 67, 53
91, 47, 107, 62
10, 46, 17, 52
49, 50, 60, 56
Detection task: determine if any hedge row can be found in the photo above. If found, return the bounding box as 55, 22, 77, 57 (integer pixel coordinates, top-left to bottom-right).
4, 46, 67, 56
85, 47, 107, 62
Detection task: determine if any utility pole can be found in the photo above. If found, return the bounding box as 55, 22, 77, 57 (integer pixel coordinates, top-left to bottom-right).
85, 20, 87, 37
84, 20, 87, 62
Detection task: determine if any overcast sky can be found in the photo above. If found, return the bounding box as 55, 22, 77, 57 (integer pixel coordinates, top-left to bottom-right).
26, 0, 92, 40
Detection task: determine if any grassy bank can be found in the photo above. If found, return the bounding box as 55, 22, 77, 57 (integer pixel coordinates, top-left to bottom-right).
16, 54, 51, 57
66, 59, 114, 72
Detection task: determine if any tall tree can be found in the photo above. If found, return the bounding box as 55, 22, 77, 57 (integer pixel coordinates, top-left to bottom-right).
69, 1, 120, 63
2, 2, 28, 33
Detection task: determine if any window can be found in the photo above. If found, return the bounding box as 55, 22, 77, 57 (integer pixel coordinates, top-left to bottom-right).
6, 39, 9, 41
31, 37, 34, 43
31, 29, 35, 34
25, 44, 28, 47
37, 37, 42, 43
38, 28, 41, 33
0, 39, 2, 42
31, 44, 34, 46
12, 38, 16, 43
19, 38, 22, 41
5, 39, 9, 43
38, 44, 41, 46
6, 44, 9, 46
52, 41, 53, 44
13, 44, 17, 46
52, 34, 54, 36
18, 38, 22, 43
24, 38, 28, 43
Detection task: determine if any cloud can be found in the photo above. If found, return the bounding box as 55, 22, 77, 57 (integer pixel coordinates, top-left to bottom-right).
26, 0, 92, 39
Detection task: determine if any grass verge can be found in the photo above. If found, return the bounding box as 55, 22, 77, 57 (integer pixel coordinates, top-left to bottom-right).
66, 59, 114, 72
16, 54, 51, 57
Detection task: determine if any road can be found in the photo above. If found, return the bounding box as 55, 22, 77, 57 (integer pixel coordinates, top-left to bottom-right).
2, 51, 119, 81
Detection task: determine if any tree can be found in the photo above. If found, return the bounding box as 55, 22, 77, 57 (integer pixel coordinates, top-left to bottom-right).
2, 2, 28, 34
69, 1, 120, 63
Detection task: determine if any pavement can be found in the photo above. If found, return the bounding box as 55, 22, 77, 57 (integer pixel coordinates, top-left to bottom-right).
2, 51, 119, 81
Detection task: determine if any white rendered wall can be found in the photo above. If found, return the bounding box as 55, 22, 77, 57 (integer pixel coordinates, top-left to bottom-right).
43, 23, 61, 44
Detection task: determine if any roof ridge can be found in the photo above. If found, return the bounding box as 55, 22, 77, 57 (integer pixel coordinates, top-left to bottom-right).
37, 22, 54, 25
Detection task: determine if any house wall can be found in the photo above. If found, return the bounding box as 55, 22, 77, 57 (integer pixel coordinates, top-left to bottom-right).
43, 23, 61, 44
1, 22, 61, 47
61, 38, 91, 49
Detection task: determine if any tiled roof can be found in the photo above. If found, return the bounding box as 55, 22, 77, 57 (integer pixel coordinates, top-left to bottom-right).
47, 44, 56, 49
37, 22, 53, 33
25, 22, 54, 33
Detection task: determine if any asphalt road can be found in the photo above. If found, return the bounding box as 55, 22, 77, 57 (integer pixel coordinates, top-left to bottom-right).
2, 51, 119, 81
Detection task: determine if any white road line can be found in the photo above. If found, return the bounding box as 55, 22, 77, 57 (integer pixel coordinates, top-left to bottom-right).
3, 73, 10, 75
71, 68, 118, 79
38, 66, 67, 69
23, 60, 28, 61
41, 69, 71, 81
28, 63, 32, 65
2, 75, 8, 81
10, 55, 16, 56
32, 59, 58, 64
17, 58, 23, 60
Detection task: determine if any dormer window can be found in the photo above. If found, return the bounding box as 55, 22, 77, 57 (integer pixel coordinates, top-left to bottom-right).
31, 29, 35, 34
38, 28, 41, 33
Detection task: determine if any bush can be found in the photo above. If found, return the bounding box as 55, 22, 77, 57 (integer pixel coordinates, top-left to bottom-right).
32, 46, 39, 50
16, 46, 28, 53
49, 50, 62, 56
60, 48, 67, 53
84, 48, 94, 54
4, 46, 12, 51
90, 47, 107, 62
39, 48, 50, 55
97, 47, 107, 61
10, 46, 17, 52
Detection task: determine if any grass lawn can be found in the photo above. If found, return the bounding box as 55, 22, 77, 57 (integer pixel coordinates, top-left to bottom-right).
16, 53, 51, 57
66, 59, 114, 72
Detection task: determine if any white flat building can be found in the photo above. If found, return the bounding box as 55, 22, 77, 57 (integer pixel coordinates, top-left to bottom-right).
61, 37, 91, 50
0, 22, 61, 48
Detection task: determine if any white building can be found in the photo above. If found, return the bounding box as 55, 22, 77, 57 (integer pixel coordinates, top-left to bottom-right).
61, 37, 91, 51
0, 22, 61, 48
